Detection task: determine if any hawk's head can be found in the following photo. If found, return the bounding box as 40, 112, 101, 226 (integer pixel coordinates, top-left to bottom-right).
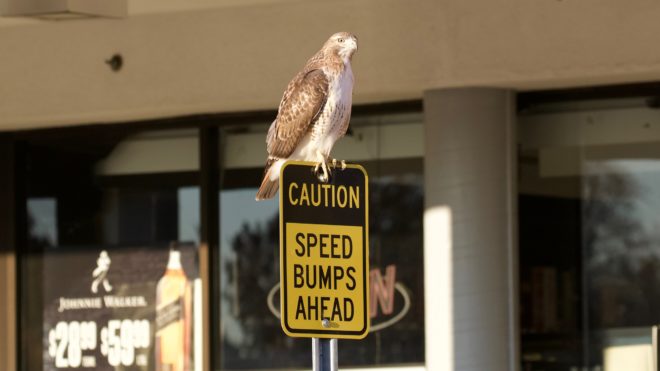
324, 32, 358, 62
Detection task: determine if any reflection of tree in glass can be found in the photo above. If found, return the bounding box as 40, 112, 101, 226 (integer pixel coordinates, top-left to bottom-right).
222, 213, 310, 369
355, 174, 425, 365
584, 164, 660, 328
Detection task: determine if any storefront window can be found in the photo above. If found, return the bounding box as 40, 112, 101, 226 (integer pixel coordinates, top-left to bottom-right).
519, 96, 660, 370
218, 113, 425, 369
20, 128, 202, 371
15, 109, 424, 371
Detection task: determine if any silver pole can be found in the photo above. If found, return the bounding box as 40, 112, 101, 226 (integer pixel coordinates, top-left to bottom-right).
653, 326, 658, 371
312, 338, 338, 371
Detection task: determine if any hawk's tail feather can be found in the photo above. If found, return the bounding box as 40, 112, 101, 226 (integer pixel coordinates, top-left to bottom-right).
256, 159, 280, 201
256, 178, 279, 201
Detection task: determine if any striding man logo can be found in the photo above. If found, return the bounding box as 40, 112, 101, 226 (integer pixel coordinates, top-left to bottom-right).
91, 250, 113, 294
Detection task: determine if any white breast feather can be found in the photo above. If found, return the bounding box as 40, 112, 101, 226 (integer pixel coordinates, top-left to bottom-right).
319, 64, 353, 154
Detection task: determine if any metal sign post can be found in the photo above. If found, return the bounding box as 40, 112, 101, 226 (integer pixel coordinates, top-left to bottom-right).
313, 338, 338, 371
653, 325, 659, 371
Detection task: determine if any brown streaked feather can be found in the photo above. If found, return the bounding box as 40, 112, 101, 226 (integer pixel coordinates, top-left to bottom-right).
266, 69, 329, 158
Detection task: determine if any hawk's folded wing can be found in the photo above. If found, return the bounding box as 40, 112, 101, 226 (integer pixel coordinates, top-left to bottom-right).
267, 69, 329, 158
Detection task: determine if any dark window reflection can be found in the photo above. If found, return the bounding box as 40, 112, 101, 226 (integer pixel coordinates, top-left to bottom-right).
519, 97, 660, 371
583, 160, 660, 367
219, 159, 424, 369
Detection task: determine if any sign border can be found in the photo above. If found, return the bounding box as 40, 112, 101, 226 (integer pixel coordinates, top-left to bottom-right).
279, 160, 370, 339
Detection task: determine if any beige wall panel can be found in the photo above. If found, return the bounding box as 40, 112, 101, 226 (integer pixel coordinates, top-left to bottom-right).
0, 0, 440, 130
441, 0, 660, 88
2, 0, 660, 130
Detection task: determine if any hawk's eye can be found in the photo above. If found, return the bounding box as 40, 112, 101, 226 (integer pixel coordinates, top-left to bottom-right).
338, 38, 345, 43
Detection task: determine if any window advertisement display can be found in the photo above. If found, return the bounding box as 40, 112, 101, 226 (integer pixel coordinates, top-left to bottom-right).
218, 113, 424, 369
42, 245, 200, 371
20, 128, 202, 371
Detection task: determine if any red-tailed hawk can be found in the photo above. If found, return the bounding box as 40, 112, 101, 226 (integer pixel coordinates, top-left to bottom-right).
255, 32, 358, 201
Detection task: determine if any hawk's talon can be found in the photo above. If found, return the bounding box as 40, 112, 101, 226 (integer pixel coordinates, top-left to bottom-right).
321, 160, 330, 183
330, 158, 347, 170
313, 161, 330, 183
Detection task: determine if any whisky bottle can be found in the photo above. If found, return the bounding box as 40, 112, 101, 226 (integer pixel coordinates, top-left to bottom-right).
155, 249, 190, 371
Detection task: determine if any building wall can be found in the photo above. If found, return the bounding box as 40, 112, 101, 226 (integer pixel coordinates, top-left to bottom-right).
2, 0, 660, 130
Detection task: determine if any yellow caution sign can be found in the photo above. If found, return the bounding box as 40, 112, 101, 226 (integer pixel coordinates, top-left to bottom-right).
279, 161, 369, 339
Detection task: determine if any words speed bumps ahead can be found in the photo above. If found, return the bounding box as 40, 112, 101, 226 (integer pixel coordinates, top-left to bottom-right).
279, 161, 369, 339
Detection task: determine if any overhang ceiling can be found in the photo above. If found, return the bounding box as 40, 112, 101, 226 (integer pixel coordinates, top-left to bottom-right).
0, 0, 298, 26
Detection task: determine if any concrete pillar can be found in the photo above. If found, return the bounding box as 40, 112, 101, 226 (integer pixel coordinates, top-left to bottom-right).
423, 88, 518, 371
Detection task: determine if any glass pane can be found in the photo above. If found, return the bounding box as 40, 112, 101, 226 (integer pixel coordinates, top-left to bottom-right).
21, 128, 202, 371
583, 160, 660, 368
519, 97, 660, 371
218, 113, 425, 369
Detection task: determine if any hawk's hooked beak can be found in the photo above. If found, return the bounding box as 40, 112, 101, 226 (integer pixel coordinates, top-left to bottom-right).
348, 36, 358, 51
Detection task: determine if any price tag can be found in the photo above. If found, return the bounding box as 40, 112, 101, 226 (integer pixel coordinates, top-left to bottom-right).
47, 319, 150, 368
100, 319, 151, 367
48, 321, 98, 368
